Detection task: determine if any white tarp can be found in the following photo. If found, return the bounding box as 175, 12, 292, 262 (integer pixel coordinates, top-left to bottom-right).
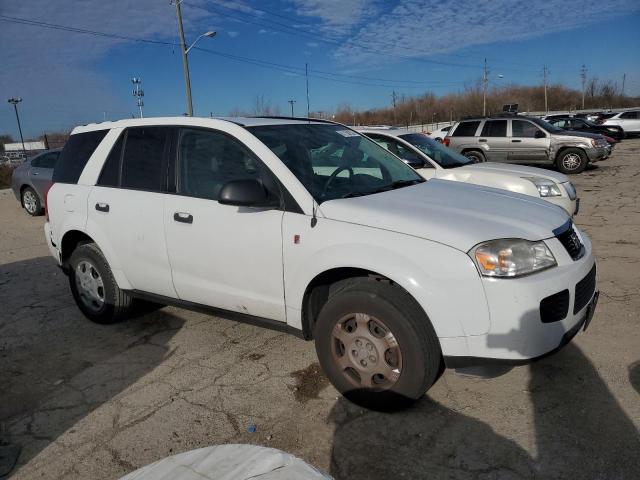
119, 445, 332, 480
3, 141, 45, 151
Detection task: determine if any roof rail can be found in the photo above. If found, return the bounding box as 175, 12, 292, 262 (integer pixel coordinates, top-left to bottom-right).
251, 115, 339, 125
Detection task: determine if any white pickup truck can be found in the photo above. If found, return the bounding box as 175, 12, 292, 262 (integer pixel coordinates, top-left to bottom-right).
44, 117, 598, 409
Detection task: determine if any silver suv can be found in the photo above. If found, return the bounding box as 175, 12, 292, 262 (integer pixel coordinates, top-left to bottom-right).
444, 115, 610, 174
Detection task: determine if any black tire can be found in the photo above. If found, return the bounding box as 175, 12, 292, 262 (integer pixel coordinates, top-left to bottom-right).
68, 243, 134, 324
314, 277, 442, 411
463, 150, 486, 163
21, 186, 42, 216
556, 148, 588, 174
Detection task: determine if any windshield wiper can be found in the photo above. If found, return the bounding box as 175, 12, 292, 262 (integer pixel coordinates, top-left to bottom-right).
342, 191, 367, 198
389, 179, 424, 189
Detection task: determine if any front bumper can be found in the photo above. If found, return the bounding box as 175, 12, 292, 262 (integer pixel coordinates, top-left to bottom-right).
586, 146, 608, 162
443, 230, 597, 367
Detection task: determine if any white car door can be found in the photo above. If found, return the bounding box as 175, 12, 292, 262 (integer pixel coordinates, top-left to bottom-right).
87, 126, 177, 298
163, 127, 286, 322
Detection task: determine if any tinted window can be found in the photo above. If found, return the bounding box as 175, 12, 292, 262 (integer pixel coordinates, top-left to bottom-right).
399, 133, 474, 168
249, 124, 423, 203
98, 134, 124, 187
571, 119, 587, 128
121, 127, 169, 192
38, 152, 59, 169
552, 119, 568, 128
178, 128, 265, 201
512, 120, 541, 138
53, 130, 108, 183
452, 121, 480, 137
480, 120, 507, 137
620, 111, 638, 119
368, 135, 418, 160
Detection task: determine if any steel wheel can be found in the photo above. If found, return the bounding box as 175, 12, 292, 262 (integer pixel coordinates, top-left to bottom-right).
75, 260, 105, 313
562, 152, 582, 171
22, 189, 38, 215
330, 313, 403, 391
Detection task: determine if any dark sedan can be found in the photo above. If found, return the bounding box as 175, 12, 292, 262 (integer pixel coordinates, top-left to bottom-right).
548, 117, 625, 141
10, 149, 60, 216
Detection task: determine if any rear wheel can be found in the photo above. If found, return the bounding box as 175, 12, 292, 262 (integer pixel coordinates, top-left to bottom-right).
556, 148, 588, 174
68, 243, 134, 324
314, 277, 442, 411
21, 187, 42, 216
463, 150, 486, 163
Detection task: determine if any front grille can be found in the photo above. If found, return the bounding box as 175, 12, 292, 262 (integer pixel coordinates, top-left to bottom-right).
556, 225, 585, 260
540, 289, 570, 323
574, 264, 597, 314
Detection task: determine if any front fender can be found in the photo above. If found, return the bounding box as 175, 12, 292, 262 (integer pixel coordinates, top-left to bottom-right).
282, 213, 490, 339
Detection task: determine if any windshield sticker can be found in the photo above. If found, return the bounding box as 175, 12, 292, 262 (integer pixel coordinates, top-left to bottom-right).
336, 129, 361, 137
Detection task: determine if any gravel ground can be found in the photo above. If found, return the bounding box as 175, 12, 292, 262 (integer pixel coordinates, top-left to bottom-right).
1, 141, 639, 479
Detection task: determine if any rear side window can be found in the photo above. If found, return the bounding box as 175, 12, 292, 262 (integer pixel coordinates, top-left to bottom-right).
480, 120, 507, 137
120, 127, 169, 192
98, 134, 124, 187
620, 111, 638, 119
53, 130, 108, 183
452, 121, 481, 137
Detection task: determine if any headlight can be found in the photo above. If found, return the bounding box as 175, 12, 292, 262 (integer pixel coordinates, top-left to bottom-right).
470, 239, 557, 278
522, 177, 562, 197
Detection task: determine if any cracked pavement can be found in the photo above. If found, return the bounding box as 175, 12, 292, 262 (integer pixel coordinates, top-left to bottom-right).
1, 141, 639, 479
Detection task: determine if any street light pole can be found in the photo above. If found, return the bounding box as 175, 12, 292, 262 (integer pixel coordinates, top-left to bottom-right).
288, 99, 296, 116
7, 98, 26, 159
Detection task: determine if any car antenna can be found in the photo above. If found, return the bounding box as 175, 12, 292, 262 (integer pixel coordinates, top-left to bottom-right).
311, 197, 318, 227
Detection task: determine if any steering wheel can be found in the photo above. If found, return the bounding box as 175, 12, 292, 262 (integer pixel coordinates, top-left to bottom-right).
321, 166, 353, 198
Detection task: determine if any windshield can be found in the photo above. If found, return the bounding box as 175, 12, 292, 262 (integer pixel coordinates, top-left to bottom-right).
528, 117, 564, 133
248, 123, 424, 203
398, 133, 474, 168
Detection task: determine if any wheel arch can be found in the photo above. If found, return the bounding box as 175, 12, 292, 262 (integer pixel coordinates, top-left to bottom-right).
60, 230, 95, 269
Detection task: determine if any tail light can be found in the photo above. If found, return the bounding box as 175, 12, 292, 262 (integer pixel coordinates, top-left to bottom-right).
443, 137, 451, 147
44, 182, 54, 221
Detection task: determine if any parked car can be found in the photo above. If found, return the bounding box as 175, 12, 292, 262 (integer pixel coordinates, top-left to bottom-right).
45, 117, 598, 409
546, 117, 625, 141
601, 110, 640, 136
426, 125, 453, 142
358, 128, 579, 215
10, 149, 61, 216
444, 115, 610, 174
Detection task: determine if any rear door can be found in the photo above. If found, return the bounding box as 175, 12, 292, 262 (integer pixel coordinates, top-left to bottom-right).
508, 119, 550, 163
87, 126, 177, 298
478, 120, 508, 162
163, 127, 286, 321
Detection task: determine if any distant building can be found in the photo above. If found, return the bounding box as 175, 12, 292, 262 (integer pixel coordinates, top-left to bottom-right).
4, 141, 46, 152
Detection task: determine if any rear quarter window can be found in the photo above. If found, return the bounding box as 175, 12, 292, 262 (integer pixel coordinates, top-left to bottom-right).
452, 121, 481, 137
53, 130, 108, 183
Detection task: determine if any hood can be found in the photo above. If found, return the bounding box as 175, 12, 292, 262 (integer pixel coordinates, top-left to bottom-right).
319, 179, 569, 252
457, 162, 570, 184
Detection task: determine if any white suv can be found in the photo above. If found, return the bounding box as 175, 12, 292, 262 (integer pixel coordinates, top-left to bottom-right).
45, 117, 599, 409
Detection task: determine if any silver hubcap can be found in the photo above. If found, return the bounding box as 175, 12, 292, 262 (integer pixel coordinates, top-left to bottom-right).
75, 260, 105, 312
23, 190, 37, 214
562, 153, 582, 170
331, 313, 403, 391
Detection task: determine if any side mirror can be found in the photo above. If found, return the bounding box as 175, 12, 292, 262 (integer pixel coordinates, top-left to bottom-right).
218, 179, 279, 208
534, 130, 547, 139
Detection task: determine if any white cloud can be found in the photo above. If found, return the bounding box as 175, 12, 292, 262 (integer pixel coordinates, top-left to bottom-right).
290, 0, 381, 36
333, 0, 640, 64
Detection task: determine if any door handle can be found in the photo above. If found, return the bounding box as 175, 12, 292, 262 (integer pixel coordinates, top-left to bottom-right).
95, 203, 109, 213
33, 171, 39, 175
173, 212, 193, 224
512, 139, 522, 143
478, 138, 487, 143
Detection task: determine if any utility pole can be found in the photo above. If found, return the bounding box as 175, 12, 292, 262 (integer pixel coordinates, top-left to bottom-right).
482, 58, 489, 116
391, 90, 397, 125
132, 77, 144, 118
288, 99, 296, 117
622, 73, 626, 97
580, 64, 587, 110
175, 0, 193, 116
7, 98, 26, 160
543, 65, 549, 113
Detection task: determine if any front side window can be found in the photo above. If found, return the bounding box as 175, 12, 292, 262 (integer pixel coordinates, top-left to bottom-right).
368, 135, 418, 161
177, 128, 264, 201
120, 127, 169, 192
512, 120, 542, 138
451, 121, 481, 137
480, 120, 507, 137
38, 152, 59, 169
399, 133, 474, 169
248, 124, 423, 203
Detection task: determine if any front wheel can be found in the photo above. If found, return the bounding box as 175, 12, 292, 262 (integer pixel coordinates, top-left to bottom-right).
556, 148, 588, 174
314, 278, 442, 411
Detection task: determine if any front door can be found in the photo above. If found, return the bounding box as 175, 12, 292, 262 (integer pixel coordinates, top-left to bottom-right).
164, 127, 286, 322
508, 119, 550, 163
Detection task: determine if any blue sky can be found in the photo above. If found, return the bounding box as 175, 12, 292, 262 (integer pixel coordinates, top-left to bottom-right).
1, 0, 639, 138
